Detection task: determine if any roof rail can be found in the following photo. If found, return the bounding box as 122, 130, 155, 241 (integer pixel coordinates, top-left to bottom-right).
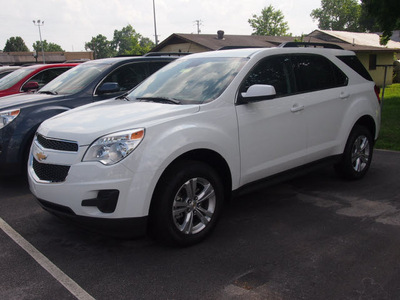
218, 46, 264, 50
279, 42, 344, 50
144, 52, 192, 57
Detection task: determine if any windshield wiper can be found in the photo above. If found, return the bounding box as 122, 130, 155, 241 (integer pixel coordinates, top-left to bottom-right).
38, 90, 58, 95
116, 93, 130, 101
136, 97, 181, 105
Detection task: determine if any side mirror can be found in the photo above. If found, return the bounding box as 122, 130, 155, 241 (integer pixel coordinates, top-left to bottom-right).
97, 82, 121, 95
240, 84, 276, 103
241, 84, 276, 99
22, 81, 39, 92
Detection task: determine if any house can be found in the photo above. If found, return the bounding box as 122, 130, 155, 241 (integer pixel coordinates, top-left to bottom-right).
152, 30, 400, 86
151, 31, 298, 53
307, 30, 400, 86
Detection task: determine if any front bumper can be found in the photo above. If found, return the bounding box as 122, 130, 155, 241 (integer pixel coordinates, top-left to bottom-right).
36, 198, 148, 238
28, 139, 158, 222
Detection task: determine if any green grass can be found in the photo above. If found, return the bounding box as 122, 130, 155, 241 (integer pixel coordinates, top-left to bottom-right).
375, 84, 400, 151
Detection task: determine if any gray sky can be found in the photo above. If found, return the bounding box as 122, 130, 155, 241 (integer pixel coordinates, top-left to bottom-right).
0, 0, 322, 52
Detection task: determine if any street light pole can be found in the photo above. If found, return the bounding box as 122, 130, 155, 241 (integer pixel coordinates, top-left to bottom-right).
153, 0, 158, 45
33, 20, 45, 63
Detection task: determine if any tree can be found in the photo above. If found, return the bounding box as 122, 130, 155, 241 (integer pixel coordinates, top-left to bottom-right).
85, 34, 115, 59
139, 37, 155, 55
85, 25, 155, 59
359, 3, 380, 33
33, 40, 64, 52
361, 0, 400, 44
310, 0, 362, 31
248, 5, 291, 36
3, 36, 29, 52
112, 25, 140, 55
111, 24, 154, 56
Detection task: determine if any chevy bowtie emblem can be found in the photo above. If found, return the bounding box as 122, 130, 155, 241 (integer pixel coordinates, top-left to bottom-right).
35, 152, 48, 162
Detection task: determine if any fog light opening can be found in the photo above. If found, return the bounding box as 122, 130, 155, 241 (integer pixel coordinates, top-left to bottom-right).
82, 190, 119, 213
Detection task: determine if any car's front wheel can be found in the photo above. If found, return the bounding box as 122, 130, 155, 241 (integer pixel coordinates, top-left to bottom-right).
335, 125, 374, 180
149, 160, 224, 246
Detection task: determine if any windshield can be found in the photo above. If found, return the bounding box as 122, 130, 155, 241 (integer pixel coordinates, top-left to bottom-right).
0, 67, 37, 90
127, 57, 247, 104
39, 62, 109, 95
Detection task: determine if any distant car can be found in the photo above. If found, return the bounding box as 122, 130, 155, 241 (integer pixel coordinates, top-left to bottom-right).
0, 66, 20, 79
0, 55, 177, 176
0, 63, 78, 97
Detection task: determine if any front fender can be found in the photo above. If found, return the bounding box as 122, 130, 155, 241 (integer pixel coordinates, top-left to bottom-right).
12, 106, 73, 160
121, 105, 241, 214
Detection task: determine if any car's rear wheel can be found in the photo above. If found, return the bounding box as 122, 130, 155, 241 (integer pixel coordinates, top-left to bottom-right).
149, 160, 224, 246
335, 125, 373, 180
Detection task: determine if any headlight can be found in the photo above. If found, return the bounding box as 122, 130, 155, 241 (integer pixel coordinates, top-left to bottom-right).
0, 109, 20, 129
83, 128, 145, 165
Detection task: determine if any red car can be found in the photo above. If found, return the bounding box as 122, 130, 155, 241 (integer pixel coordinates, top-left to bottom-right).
0, 63, 78, 97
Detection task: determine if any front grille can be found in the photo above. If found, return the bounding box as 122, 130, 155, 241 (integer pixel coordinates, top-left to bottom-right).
33, 158, 70, 182
37, 134, 78, 152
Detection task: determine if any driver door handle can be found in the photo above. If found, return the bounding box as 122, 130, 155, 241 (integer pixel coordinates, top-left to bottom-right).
291, 104, 304, 113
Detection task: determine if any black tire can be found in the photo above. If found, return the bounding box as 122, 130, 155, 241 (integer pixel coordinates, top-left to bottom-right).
335, 125, 374, 180
149, 160, 224, 247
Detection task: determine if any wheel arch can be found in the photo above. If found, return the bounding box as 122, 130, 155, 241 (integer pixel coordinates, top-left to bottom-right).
176, 149, 233, 199
353, 115, 376, 142
149, 149, 233, 214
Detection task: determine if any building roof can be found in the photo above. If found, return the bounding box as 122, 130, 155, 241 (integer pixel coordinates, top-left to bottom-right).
151, 33, 280, 52
308, 29, 400, 49
152, 31, 399, 54
0, 51, 93, 66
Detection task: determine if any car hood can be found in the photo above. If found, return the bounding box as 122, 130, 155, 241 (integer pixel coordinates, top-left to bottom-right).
38, 99, 200, 145
0, 92, 62, 109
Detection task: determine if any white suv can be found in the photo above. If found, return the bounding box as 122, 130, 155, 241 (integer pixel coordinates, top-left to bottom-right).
28, 44, 381, 246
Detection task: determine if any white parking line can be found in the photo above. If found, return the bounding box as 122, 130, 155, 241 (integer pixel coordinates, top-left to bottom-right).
0, 217, 95, 300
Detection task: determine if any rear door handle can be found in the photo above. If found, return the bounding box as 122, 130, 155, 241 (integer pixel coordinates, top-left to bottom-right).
291, 104, 304, 113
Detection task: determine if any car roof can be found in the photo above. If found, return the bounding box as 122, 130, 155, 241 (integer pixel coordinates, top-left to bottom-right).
21, 63, 79, 69
180, 46, 355, 60
0, 66, 20, 73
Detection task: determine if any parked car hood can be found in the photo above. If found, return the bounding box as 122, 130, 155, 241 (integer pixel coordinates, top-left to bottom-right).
0, 92, 63, 109
38, 99, 200, 145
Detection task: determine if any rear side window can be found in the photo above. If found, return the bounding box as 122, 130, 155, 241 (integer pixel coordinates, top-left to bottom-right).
292, 55, 348, 93
337, 55, 373, 81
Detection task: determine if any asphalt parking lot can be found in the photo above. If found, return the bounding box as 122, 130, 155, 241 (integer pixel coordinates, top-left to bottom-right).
1, 149, 400, 300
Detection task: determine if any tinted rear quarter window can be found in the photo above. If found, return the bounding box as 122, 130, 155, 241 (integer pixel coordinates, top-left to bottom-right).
337, 55, 373, 81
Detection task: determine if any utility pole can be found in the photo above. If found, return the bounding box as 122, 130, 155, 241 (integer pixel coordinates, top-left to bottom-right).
194, 20, 203, 34
33, 20, 45, 63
